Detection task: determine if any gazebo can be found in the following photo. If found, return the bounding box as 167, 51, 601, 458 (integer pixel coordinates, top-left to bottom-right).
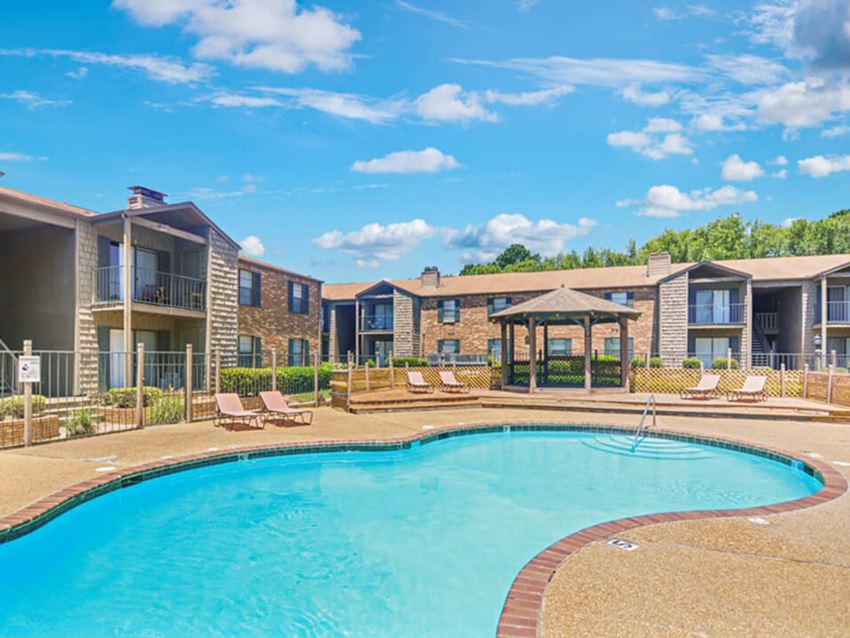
490, 285, 641, 393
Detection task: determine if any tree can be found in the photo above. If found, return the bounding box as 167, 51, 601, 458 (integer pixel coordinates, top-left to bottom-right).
495, 244, 539, 269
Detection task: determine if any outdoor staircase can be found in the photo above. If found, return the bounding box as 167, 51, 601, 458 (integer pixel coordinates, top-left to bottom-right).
751, 323, 771, 367
582, 434, 714, 460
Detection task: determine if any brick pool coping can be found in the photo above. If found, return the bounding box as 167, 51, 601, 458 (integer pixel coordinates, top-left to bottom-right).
0, 422, 845, 637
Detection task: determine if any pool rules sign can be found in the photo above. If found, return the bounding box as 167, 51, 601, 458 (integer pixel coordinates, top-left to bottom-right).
18, 356, 41, 383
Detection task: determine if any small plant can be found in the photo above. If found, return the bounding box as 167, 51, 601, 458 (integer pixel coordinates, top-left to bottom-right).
148, 395, 184, 424
66, 409, 94, 436
682, 358, 702, 369
0, 395, 47, 419
630, 357, 645, 368
102, 387, 164, 408
390, 356, 428, 368
711, 357, 738, 369
649, 357, 663, 368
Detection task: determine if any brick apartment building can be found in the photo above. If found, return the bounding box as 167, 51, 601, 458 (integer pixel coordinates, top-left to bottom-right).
0, 185, 322, 396
323, 252, 850, 370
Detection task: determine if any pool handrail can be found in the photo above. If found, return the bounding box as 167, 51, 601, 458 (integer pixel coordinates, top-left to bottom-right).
632, 394, 656, 447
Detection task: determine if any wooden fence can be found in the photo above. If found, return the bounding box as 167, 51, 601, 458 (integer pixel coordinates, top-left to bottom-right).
630, 367, 804, 398
804, 370, 850, 407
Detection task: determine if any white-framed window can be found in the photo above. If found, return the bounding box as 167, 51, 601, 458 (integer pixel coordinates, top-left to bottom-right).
603, 337, 634, 360
488, 297, 512, 317
289, 281, 309, 314
438, 298, 460, 323
604, 291, 634, 307
438, 339, 460, 354
288, 338, 310, 366
547, 338, 572, 356
239, 270, 261, 307
238, 335, 261, 367
488, 338, 502, 362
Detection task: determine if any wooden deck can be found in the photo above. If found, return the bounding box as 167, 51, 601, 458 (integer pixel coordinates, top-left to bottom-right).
347, 388, 850, 422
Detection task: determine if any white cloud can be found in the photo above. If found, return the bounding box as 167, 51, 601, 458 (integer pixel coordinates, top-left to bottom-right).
756, 79, 850, 129
773, 155, 789, 165
483, 86, 573, 106
798, 154, 850, 178
113, 0, 361, 74
208, 93, 284, 108
692, 112, 744, 131
653, 4, 715, 21
517, 0, 539, 11
620, 82, 672, 107
351, 148, 461, 174
415, 84, 498, 123
0, 47, 212, 84
822, 124, 850, 138
704, 54, 789, 86
66, 66, 88, 80
239, 235, 265, 257
313, 219, 438, 267
721, 154, 765, 181
394, 1, 471, 29
782, 216, 801, 228
446, 214, 596, 261
620, 184, 758, 218
0, 152, 45, 162
0, 89, 70, 108
607, 118, 691, 160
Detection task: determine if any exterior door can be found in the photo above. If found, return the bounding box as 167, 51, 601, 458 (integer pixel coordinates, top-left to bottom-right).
134, 248, 158, 302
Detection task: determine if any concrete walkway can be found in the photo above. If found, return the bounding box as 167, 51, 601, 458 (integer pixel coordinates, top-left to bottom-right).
1, 406, 849, 636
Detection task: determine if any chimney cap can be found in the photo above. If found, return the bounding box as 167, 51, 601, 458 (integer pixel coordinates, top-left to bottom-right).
127, 185, 167, 201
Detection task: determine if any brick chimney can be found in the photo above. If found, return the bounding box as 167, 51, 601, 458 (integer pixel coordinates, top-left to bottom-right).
646, 251, 671, 277
421, 266, 441, 289
127, 185, 167, 210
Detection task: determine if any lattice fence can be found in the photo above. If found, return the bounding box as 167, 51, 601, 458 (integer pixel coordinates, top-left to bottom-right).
630, 367, 804, 398
804, 371, 850, 406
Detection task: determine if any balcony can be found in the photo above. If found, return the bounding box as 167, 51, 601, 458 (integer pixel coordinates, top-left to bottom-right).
756, 312, 779, 333
361, 314, 393, 332
815, 301, 850, 324
94, 266, 206, 312
688, 303, 745, 325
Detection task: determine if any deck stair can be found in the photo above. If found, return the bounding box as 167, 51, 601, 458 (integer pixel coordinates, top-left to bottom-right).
582, 434, 713, 460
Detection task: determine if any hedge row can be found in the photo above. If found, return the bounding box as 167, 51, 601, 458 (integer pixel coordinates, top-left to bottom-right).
220, 364, 333, 395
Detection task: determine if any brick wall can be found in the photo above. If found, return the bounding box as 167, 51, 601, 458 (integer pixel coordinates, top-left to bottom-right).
658, 273, 688, 365
209, 230, 238, 367
418, 287, 656, 358
236, 260, 320, 366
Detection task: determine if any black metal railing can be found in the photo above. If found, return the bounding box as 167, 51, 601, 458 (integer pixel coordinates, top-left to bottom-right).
361, 314, 393, 331
94, 266, 206, 311
688, 302, 745, 324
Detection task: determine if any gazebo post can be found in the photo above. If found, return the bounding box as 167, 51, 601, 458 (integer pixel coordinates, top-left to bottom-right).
583, 315, 592, 392
543, 321, 549, 385
509, 323, 515, 365
500, 320, 508, 388
619, 316, 630, 390
528, 316, 537, 393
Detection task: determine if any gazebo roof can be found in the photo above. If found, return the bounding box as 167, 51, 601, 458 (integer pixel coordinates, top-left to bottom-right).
490, 285, 641, 324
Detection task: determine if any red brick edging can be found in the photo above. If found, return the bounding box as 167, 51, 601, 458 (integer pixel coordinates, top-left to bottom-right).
0, 422, 845, 638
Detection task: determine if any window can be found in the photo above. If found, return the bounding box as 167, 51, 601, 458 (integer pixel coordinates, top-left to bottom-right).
239, 270, 261, 307
289, 281, 309, 314
487, 297, 512, 317
692, 336, 738, 368
604, 291, 634, 307
547, 338, 572, 356
603, 337, 634, 360
438, 298, 460, 323
488, 338, 502, 362
438, 339, 460, 354
238, 335, 262, 367
689, 288, 741, 323
288, 338, 310, 366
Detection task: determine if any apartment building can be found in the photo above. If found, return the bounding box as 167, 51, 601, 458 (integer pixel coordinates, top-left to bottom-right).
323, 252, 850, 369
0, 185, 321, 395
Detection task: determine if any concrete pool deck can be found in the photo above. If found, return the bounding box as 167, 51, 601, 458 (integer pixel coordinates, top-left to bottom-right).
1, 407, 849, 636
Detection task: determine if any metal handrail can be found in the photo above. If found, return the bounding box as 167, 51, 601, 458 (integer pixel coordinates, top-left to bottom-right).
632, 393, 656, 447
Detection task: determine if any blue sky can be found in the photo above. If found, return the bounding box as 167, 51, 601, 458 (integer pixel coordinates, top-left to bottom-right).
1, 1, 850, 282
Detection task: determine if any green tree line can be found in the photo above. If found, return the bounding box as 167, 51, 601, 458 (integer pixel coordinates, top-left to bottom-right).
459, 210, 850, 275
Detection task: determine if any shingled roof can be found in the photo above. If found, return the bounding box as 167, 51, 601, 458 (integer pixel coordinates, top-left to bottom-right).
489, 285, 640, 324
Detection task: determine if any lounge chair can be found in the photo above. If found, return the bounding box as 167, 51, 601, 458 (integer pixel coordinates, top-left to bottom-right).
439, 371, 469, 393
680, 374, 721, 400
727, 376, 767, 402
259, 391, 313, 424
407, 370, 434, 393
214, 393, 264, 429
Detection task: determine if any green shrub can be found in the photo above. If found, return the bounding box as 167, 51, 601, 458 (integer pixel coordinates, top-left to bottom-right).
102, 387, 163, 408
711, 357, 738, 369
593, 354, 619, 362
630, 357, 645, 368
390, 356, 428, 368
220, 364, 333, 395
66, 409, 94, 436
148, 395, 184, 424
0, 394, 47, 419
682, 358, 702, 369
649, 357, 663, 368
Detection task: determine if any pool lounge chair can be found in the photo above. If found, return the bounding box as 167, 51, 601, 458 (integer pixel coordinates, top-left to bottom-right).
214, 393, 264, 430
680, 374, 721, 400
727, 376, 767, 402
439, 371, 469, 393
407, 370, 434, 393
259, 391, 313, 424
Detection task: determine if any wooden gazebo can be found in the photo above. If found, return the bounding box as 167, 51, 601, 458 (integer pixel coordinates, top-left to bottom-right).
490, 285, 641, 392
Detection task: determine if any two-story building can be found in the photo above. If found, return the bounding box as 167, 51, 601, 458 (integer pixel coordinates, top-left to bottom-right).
323, 252, 850, 370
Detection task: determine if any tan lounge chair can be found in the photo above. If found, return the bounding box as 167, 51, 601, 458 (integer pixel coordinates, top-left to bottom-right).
214, 393, 263, 429
259, 391, 313, 424
407, 370, 434, 393
439, 370, 469, 393
727, 376, 767, 402
680, 374, 721, 400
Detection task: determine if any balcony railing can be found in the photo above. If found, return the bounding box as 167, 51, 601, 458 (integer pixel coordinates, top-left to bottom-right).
688, 303, 745, 324
361, 314, 393, 331
755, 312, 779, 332
94, 266, 206, 312
816, 301, 850, 324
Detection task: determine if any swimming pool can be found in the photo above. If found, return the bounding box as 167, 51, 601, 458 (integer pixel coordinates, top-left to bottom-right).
0, 428, 821, 637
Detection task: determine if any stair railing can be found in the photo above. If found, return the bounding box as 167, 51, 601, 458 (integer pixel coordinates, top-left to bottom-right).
632, 393, 656, 448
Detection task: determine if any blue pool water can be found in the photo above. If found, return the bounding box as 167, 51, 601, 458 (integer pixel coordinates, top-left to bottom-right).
0, 430, 819, 637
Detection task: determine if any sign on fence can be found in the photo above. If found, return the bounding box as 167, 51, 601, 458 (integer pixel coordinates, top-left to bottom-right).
18, 356, 41, 383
